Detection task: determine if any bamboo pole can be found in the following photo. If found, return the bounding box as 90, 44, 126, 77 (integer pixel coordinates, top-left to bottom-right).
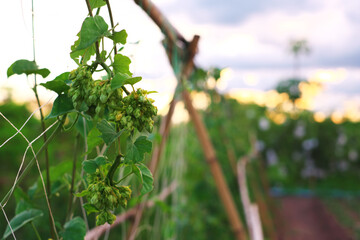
149, 97, 177, 174
247, 162, 277, 240
237, 157, 264, 240
247, 135, 278, 240
182, 90, 247, 240
133, 0, 185, 44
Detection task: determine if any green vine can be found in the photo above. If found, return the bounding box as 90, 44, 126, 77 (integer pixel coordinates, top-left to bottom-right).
4, 0, 158, 238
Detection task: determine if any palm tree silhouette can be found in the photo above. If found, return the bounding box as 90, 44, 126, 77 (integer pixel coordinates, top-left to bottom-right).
289, 39, 310, 77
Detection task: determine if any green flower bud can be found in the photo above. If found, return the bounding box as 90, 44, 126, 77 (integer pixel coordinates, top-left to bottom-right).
95, 105, 103, 115
108, 195, 117, 206
69, 70, 77, 80
96, 211, 107, 226
127, 105, 133, 114
106, 85, 112, 94
100, 93, 107, 104
134, 109, 141, 118
73, 101, 80, 110
104, 186, 112, 194
71, 93, 79, 102
88, 95, 97, 105
107, 212, 116, 225
86, 71, 91, 79
90, 193, 100, 205
121, 116, 127, 125
116, 112, 122, 122
139, 95, 145, 102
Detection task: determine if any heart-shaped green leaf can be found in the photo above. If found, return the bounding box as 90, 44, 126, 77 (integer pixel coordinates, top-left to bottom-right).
7, 59, 50, 78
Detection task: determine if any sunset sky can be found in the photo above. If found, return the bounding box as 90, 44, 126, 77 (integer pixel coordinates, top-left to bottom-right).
0, 0, 359, 116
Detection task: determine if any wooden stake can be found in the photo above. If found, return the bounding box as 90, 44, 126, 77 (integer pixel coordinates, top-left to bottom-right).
247, 162, 278, 240
182, 90, 247, 240
149, 98, 177, 174
238, 157, 264, 240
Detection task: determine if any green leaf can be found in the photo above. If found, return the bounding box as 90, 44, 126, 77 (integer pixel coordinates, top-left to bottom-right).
13, 187, 30, 203
113, 54, 132, 76
50, 180, 64, 195
126, 77, 142, 85
108, 29, 127, 44
2, 209, 43, 239
76, 115, 93, 137
60, 217, 86, 240
95, 156, 107, 166
82, 156, 107, 174
83, 203, 99, 215
15, 200, 32, 215
96, 119, 124, 145
7, 59, 50, 78
111, 73, 142, 90
132, 164, 141, 180
53, 71, 70, 82
75, 189, 90, 197
70, 33, 96, 65
36, 161, 73, 195
90, 0, 106, 9
82, 160, 98, 174
40, 72, 70, 94
124, 136, 152, 163
100, 50, 107, 60
86, 127, 103, 153
27, 182, 38, 200
45, 94, 74, 119
123, 164, 133, 177
14, 188, 32, 215
137, 163, 154, 195
74, 16, 109, 52
111, 73, 130, 90
7, 63, 14, 77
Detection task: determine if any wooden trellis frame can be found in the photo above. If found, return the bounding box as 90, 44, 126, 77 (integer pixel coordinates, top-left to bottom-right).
85, 0, 248, 239
129, 0, 247, 239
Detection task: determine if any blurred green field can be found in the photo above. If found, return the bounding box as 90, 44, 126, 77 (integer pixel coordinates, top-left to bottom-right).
1, 89, 360, 239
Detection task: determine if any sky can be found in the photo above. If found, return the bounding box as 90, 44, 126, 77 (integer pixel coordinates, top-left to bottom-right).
0, 0, 359, 117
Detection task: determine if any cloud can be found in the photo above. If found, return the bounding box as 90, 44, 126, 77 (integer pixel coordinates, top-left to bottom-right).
159, 0, 360, 68
161, 0, 317, 24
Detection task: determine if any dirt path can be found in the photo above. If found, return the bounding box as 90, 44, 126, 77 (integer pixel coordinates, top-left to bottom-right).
277, 197, 353, 240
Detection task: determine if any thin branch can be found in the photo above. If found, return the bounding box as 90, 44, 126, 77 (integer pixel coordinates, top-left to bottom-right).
31, 222, 42, 240
80, 116, 90, 231
105, 0, 117, 54
66, 134, 80, 222
85, 0, 93, 17
85, 0, 101, 58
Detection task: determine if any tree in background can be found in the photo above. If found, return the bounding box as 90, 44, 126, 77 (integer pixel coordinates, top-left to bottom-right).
289, 39, 311, 77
